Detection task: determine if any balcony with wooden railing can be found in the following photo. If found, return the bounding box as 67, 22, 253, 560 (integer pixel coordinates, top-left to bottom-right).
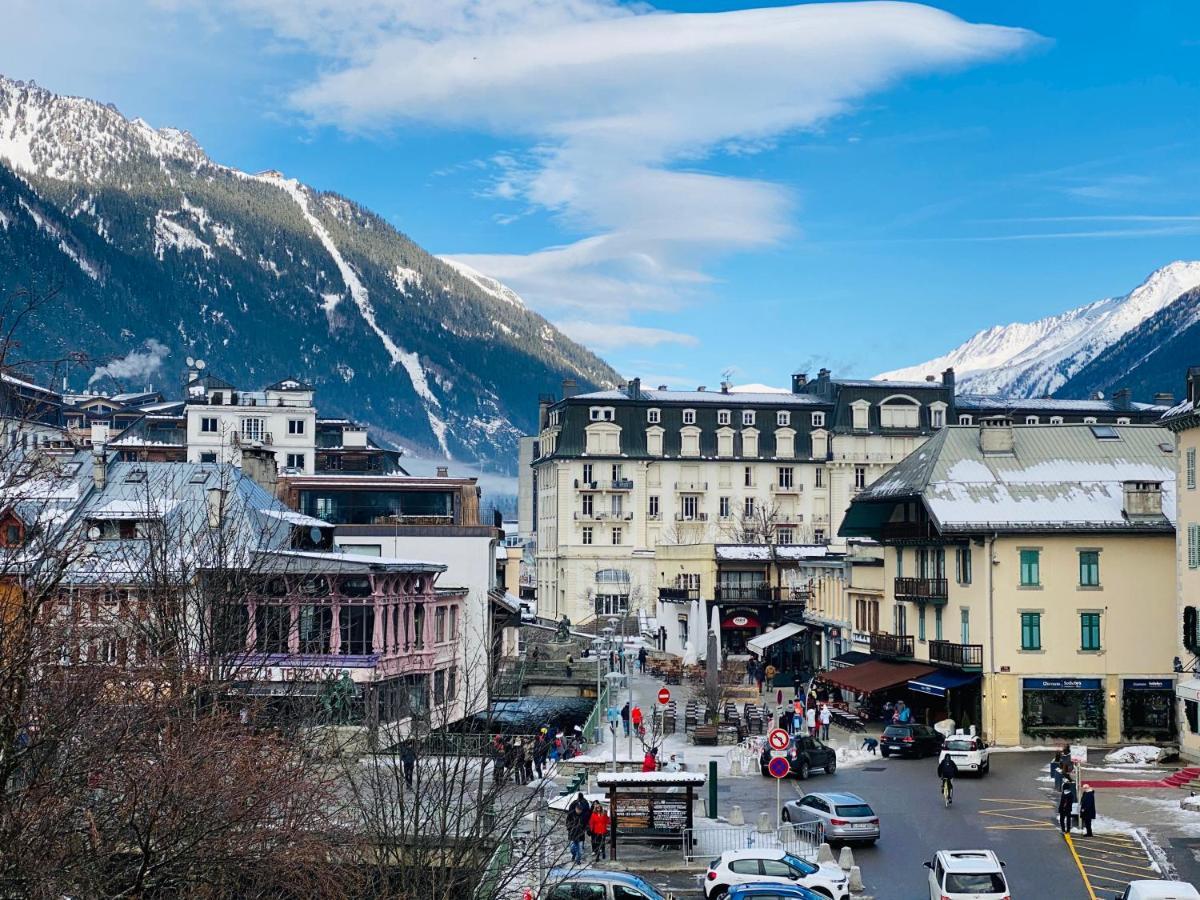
714, 585, 810, 603
894, 577, 948, 605
869, 632, 914, 659
658, 586, 700, 603
928, 640, 983, 670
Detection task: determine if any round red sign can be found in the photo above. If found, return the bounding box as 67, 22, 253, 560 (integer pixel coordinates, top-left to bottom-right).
768, 756, 791, 779
657, 688, 671, 705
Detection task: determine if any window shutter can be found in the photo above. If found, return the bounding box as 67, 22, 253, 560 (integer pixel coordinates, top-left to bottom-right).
1189, 448, 1197, 490
1191, 524, 1200, 569
1186, 606, 1199, 654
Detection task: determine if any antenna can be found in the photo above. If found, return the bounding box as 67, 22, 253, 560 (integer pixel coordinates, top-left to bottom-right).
721, 367, 735, 383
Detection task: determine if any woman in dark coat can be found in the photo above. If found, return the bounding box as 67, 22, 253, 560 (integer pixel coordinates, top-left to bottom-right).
1079, 785, 1096, 837
1058, 786, 1074, 833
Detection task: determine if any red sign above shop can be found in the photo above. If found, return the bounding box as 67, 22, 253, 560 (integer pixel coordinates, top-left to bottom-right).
722, 615, 760, 629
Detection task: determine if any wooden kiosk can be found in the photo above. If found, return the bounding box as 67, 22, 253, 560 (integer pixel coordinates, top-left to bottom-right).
594, 771, 706, 860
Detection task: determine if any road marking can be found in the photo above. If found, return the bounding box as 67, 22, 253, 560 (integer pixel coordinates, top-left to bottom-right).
1064, 834, 1100, 900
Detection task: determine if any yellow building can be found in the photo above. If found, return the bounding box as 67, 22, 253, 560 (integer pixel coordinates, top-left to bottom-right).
1165, 367, 1200, 760
841, 420, 1177, 746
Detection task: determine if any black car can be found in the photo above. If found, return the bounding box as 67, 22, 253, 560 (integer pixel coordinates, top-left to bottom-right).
880, 724, 943, 758
759, 734, 837, 779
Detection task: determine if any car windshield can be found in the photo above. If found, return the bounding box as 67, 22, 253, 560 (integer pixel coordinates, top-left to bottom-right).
882, 726, 911, 736
621, 876, 667, 899
944, 872, 1007, 893
944, 740, 976, 751
834, 804, 874, 817
782, 853, 818, 875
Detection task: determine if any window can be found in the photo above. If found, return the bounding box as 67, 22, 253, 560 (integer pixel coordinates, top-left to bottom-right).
681, 495, 699, 519
1188, 448, 1196, 490
1191, 523, 1200, 569
448, 665, 457, 700
1081, 612, 1101, 651
851, 401, 869, 430
582, 526, 593, 545
646, 429, 663, 456
286, 453, 305, 469
854, 466, 866, 490
681, 429, 700, 456
582, 463, 593, 484
288, 419, 306, 435
589, 406, 615, 421
960, 608, 970, 644
581, 494, 594, 517
959, 414, 973, 425
742, 410, 755, 426
1019, 549, 1040, 586
200, 417, 218, 433
682, 409, 696, 425
1025, 415, 1040, 425
240, 417, 265, 441
815, 467, 824, 488
934, 606, 943, 640
718, 409, 731, 425
1090, 424, 1120, 440
449, 606, 458, 640
434, 670, 446, 704
1083, 416, 1098, 424
611, 527, 622, 545
1021, 612, 1041, 650
777, 467, 794, 488
855, 598, 879, 633
611, 463, 623, 480
880, 400, 919, 428
744, 466, 753, 487
814, 528, 825, 543
648, 495, 659, 518
743, 497, 756, 518
917, 604, 926, 641
647, 408, 660, 424
894, 604, 907, 636
435, 607, 446, 642
1078, 550, 1100, 586
1050, 416, 1064, 425
200, 452, 217, 463
719, 496, 731, 518
777, 527, 794, 544
1117, 417, 1131, 425
955, 547, 972, 585
932, 408, 945, 428
777, 411, 790, 426
5, 524, 19, 546
812, 411, 825, 427
717, 431, 734, 457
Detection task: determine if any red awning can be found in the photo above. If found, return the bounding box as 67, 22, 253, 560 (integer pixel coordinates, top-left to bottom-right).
821, 660, 937, 695
722, 614, 760, 629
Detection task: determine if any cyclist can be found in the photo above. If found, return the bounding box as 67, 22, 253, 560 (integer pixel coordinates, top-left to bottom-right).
937, 753, 959, 806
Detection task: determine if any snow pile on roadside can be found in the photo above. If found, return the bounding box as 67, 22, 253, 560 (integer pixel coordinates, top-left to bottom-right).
835, 746, 881, 769
1105, 745, 1172, 765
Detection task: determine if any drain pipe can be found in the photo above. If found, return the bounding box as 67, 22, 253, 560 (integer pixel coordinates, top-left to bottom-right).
987, 532, 998, 741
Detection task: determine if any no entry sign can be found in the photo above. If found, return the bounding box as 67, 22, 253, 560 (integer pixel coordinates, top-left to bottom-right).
657, 688, 671, 705
768, 756, 791, 779
767, 728, 790, 752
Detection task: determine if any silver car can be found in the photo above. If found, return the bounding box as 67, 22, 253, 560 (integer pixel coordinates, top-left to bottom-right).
781, 791, 880, 845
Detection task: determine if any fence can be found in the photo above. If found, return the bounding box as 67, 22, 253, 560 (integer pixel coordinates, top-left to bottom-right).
682, 821, 824, 864
582, 681, 611, 744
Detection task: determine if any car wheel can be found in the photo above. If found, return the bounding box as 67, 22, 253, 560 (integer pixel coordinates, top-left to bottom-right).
826, 755, 836, 774
782, 808, 791, 823
810, 890, 833, 899
865, 838, 878, 846
710, 886, 729, 899
981, 760, 990, 775
799, 759, 810, 780
880, 748, 890, 758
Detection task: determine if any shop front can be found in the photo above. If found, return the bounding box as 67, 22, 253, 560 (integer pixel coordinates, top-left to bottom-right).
1021, 677, 1105, 742
907, 669, 982, 733
1121, 678, 1175, 741
719, 608, 762, 655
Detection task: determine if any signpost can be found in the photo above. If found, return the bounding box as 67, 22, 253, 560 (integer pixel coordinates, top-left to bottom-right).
768, 755, 790, 828
658, 687, 671, 705
768, 728, 790, 752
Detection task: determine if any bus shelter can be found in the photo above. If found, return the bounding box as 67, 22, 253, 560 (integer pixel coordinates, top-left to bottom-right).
594, 771, 706, 860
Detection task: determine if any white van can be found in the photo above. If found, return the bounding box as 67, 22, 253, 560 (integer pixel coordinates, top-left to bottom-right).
1116, 881, 1200, 900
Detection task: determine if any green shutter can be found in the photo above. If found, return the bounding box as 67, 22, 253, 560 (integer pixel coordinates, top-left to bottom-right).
1081, 613, 1101, 651
1020, 549, 1040, 586
1021, 612, 1041, 650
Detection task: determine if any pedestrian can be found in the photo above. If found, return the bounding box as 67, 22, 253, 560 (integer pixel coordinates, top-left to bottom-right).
638, 645, 648, 673
588, 802, 610, 861
1079, 785, 1096, 837
531, 645, 540, 664
1051, 750, 1063, 792
642, 747, 657, 772
755, 662, 765, 693
532, 734, 548, 780
792, 671, 803, 695
492, 737, 506, 784
399, 741, 416, 789
618, 644, 626, 674
566, 793, 590, 864
897, 700, 911, 724
776, 688, 783, 707
765, 663, 778, 690
806, 704, 817, 737
573, 724, 585, 752
631, 705, 644, 738
819, 704, 832, 741
513, 740, 528, 785
621, 702, 631, 737
746, 658, 756, 685
1058, 787, 1074, 834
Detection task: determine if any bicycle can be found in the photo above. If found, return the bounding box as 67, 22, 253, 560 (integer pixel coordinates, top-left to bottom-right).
941, 777, 954, 807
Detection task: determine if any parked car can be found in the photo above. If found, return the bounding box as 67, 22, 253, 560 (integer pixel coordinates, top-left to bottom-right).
781, 791, 880, 845
545, 868, 674, 899
519, 602, 538, 623
880, 723, 944, 758
727, 884, 826, 900
1116, 881, 1200, 900
704, 848, 850, 900
759, 735, 837, 779
938, 734, 990, 775
923, 850, 1009, 900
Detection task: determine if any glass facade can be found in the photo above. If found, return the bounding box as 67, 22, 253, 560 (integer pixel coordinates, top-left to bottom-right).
299, 489, 454, 525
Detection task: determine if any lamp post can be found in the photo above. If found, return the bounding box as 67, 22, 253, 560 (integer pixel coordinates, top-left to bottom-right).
605, 670, 626, 771
591, 636, 606, 743
608, 616, 634, 760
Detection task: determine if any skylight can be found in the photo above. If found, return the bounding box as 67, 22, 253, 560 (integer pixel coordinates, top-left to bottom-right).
1089, 424, 1120, 441
189, 471, 209, 484
125, 469, 147, 483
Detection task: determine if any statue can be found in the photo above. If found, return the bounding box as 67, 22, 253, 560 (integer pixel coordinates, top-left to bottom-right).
321, 670, 356, 725
554, 615, 572, 643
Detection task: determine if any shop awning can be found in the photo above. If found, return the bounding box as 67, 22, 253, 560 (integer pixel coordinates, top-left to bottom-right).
908, 668, 982, 698
831, 650, 872, 670
822, 660, 936, 695
746, 622, 805, 654
1177, 678, 1200, 702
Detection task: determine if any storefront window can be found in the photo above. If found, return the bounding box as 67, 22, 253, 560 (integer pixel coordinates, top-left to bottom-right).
1187, 699, 1199, 735
1121, 680, 1174, 738
1022, 678, 1105, 737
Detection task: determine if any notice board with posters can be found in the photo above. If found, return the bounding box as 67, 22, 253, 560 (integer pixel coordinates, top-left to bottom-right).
613, 793, 690, 833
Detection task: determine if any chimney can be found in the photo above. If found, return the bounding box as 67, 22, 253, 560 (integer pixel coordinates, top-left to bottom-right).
342, 426, 368, 448
1123, 480, 1163, 518
697, 385, 706, 392
1113, 388, 1132, 410
817, 368, 831, 383
92, 444, 107, 490
206, 487, 229, 529
436, 465, 449, 478
239, 444, 278, 492
979, 416, 1015, 455
1188, 366, 1200, 406
90, 422, 109, 447
658, 384, 668, 391
720, 381, 730, 394
925, 375, 935, 382
942, 367, 956, 392
1091, 391, 1104, 401
561, 378, 578, 399
791, 372, 808, 393
627, 378, 642, 400
1154, 391, 1175, 405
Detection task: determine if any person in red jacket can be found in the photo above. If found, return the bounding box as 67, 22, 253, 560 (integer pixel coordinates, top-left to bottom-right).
631, 705, 644, 737
588, 802, 610, 861
642, 747, 658, 772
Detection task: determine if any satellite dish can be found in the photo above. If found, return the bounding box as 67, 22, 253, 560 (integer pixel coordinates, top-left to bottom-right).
196, 360, 207, 370
309, 526, 323, 544
87, 526, 101, 540
186, 356, 195, 367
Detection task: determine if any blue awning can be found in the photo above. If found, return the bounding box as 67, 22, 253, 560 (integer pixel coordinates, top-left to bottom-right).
908, 668, 981, 698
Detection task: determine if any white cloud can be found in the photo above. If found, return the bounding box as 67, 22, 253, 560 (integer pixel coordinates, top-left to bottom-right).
555, 320, 699, 350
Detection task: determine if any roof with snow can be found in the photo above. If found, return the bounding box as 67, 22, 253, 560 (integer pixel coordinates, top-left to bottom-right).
572, 388, 825, 406
842, 424, 1176, 536
716, 544, 834, 562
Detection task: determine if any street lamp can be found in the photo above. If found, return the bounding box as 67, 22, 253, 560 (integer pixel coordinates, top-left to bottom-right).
591, 636, 607, 743
604, 670, 626, 771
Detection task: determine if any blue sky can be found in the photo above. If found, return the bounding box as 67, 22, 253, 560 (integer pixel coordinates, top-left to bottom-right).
6, 1, 1200, 389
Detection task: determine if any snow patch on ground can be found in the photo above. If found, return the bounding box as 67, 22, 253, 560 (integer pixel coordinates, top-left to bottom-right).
19, 197, 100, 279
1106, 745, 1171, 765
153, 210, 212, 260
440, 257, 526, 309
391, 265, 422, 293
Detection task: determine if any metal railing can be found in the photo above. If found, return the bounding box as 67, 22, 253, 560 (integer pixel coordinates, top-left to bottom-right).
869, 632, 914, 658
769, 482, 803, 493
582, 681, 611, 744
929, 639, 984, 669
683, 822, 823, 863
714, 585, 810, 602
673, 512, 709, 521
674, 481, 708, 492
894, 576, 948, 603
659, 587, 700, 602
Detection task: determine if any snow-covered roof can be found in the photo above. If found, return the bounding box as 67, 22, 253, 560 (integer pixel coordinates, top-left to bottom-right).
957, 394, 1134, 412
258, 508, 328, 529
716, 544, 832, 562
572, 389, 824, 406
595, 771, 707, 786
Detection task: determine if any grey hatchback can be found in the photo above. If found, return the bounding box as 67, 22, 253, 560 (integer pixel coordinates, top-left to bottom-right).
780, 791, 880, 845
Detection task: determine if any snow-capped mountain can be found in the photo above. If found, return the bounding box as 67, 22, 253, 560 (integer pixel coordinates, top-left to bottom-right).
0, 76, 618, 471
876, 261, 1200, 397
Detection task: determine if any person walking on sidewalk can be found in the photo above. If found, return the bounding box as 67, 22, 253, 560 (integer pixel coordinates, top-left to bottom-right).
588, 802, 610, 861
1058, 787, 1074, 834
532, 733, 548, 780
631, 705, 644, 738
1051, 750, 1063, 792
805, 705, 817, 737
765, 663, 777, 690
819, 704, 832, 741
637, 645, 648, 674
1079, 785, 1096, 837
620, 702, 631, 737
566, 793, 590, 864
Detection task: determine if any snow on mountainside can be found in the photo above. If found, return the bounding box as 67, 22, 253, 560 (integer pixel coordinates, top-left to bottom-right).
877, 261, 1200, 397
0, 76, 619, 472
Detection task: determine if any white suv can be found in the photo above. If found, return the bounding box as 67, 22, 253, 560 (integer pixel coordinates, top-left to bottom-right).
924, 849, 1009, 900
938, 734, 991, 776
704, 848, 849, 899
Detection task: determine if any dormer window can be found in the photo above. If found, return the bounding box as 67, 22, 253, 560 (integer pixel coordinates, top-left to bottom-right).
717, 410, 731, 426
682, 409, 696, 425
1083, 416, 1097, 424
647, 408, 661, 424
1050, 416, 1063, 425
742, 410, 755, 426
811, 412, 825, 427
777, 411, 790, 426
589, 406, 615, 422
959, 415, 973, 425
1025, 416, 1040, 425
1117, 417, 1131, 425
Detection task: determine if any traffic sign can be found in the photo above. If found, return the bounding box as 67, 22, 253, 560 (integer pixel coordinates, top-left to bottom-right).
658, 688, 671, 705
768, 756, 791, 779
767, 728, 790, 752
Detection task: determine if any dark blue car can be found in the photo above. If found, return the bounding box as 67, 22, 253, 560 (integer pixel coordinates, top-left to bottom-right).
727, 883, 825, 900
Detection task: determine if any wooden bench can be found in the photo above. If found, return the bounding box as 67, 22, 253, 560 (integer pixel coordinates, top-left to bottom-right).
693, 725, 719, 746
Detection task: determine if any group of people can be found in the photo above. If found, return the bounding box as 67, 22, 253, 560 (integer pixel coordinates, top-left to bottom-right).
1051, 749, 1098, 837
618, 702, 645, 739
490, 726, 585, 785
566, 792, 611, 863
773, 696, 834, 741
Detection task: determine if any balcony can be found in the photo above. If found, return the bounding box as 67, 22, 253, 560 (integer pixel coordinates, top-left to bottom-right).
608, 478, 634, 490
673, 512, 709, 522
674, 481, 708, 492
714, 585, 810, 603
870, 632, 914, 659
574, 510, 634, 522
770, 482, 802, 494
928, 640, 983, 670
574, 479, 601, 491
894, 577, 948, 605
659, 586, 700, 602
